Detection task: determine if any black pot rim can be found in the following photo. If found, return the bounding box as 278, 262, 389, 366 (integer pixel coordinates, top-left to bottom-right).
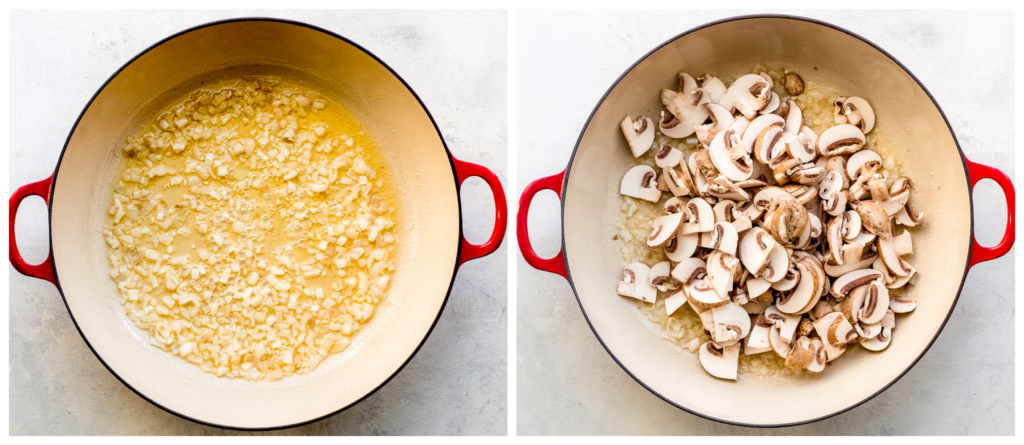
557, 13, 974, 428
42, 17, 469, 431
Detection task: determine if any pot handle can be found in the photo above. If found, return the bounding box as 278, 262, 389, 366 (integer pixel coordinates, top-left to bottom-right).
9, 176, 57, 285
453, 158, 508, 266
516, 170, 567, 279
966, 160, 1015, 268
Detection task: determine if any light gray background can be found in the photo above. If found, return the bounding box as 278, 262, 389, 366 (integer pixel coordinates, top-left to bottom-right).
9, 10, 507, 435
517, 10, 1014, 435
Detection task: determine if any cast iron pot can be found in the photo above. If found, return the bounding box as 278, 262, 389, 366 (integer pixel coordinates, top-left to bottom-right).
9, 18, 507, 430
517, 15, 1014, 427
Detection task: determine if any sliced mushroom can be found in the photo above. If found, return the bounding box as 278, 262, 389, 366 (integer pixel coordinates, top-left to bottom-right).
694, 103, 736, 147
761, 243, 790, 283
706, 250, 740, 299
617, 263, 657, 303
647, 213, 684, 247
816, 124, 866, 156
841, 283, 868, 323
771, 267, 800, 291
709, 129, 754, 182
889, 297, 917, 314
805, 338, 827, 373
867, 177, 890, 202
777, 259, 822, 314
746, 275, 772, 302
698, 74, 728, 103
662, 76, 711, 124
698, 341, 740, 380
670, 257, 707, 285
690, 149, 718, 193
826, 312, 858, 346
878, 236, 912, 276
658, 110, 692, 139
714, 200, 738, 223
781, 132, 817, 164
831, 269, 883, 300
680, 197, 715, 234
854, 200, 892, 240
708, 175, 751, 202
711, 303, 751, 346
753, 125, 785, 165
768, 325, 793, 359
740, 227, 776, 275
648, 261, 674, 292
832, 96, 849, 125
729, 116, 751, 136
785, 336, 815, 370
812, 312, 847, 361
621, 116, 656, 157
620, 165, 662, 202
846, 150, 882, 182
685, 276, 730, 312
895, 202, 924, 227
665, 290, 689, 316
709, 221, 739, 256
764, 195, 809, 247
654, 144, 684, 168
665, 232, 699, 262
855, 321, 882, 340
842, 97, 875, 134
811, 300, 836, 321
743, 114, 785, 155
892, 230, 913, 257
662, 167, 691, 197
720, 74, 772, 119
882, 176, 912, 215
746, 313, 772, 350
860, 327, 891, 351
823, 249, 878, 277
760, 91, 781, 115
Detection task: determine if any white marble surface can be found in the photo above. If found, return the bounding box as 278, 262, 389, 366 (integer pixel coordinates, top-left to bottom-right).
9, 10, 507, 435
516, 10, 1014, 435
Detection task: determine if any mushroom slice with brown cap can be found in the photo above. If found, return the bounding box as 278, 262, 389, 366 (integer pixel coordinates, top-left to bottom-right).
764, 196, 810, 247
707, 250, 740, 298
842, 97, 875, 134
872, 256, 897, 287
854, 200, 892, 240
680, 197, 715, 234
697, 308, 715, 332
664, 232, 699, 262
720, 74, 772, 119
824, 249, 878, 277
831, 269, 883, 299
685, 276, 730, 311
777, 259, 821, 314
771, 267, 800, 291
689, 150, 716, 194
694, 103, 736, 147
698, 341, 740, 380
708, 175, 751, 202
882, 308, 896, 329
728, 116, 751, 137
826, 311, 858, 346
855, 321, 882, 340
662, 167, 691, 197
714, 200, 738, 224
846, 150, 882, 182
826, 218, 846, 265
785, 336, 816, 370
753, 186, 790, 213
665, 290, 688, 317
791, 164, 826, 185
743, 114, 785, 155
841, 284, 868, 323
856, 282, 888, 323
710, 222, 739, 256
822, 189, 848, 217
621, 116, 656, 157
805, 338, 827, 373
711, 303, 751, 346
647, 213, 684, 247
892, 230, 913, 257
811, 300, 836, 321
772, 158, 802, 186
768, 325, 793, 359
620, 165, 662, 202
709, 129, 754, 182
654, 144, 684, 169
867, 177, 890, 202
796, 213, 821, 251
760, 91, 781, 115
648, 261, 674, 292
734, 199, 763, 222
782, 100, 802, 134
832, 97, 849, 125
841, 210, 863, 241
663, 196, 687, 215
662, 88, 710, 131
818, 171, 843, 200
878, 237, 912, 276
816, 124, 866, 156
740, 227, 777, 274
698, 74, 728, 103
813, 312, 848, 361
761, 243, 791, 283
895, 202, 924, 227
671, 257, 707, 285
882, 176, 912, 215
783, 70, 805, 95
889, 297, 917, 314
658, 110, 693, 139
780, 132, 817, 164
753, 126, 785, 165
860, 327, 892, 351
617, 263, 657, 303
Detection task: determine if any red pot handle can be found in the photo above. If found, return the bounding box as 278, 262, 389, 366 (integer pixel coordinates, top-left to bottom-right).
966, 159, 1015, 268
452, 157, 507, 266
9, 176, 56, 285
516, 170, 567, 279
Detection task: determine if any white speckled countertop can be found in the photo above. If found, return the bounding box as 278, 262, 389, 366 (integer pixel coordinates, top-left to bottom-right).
516, 10, 1014, 435
9, 10, 507, 435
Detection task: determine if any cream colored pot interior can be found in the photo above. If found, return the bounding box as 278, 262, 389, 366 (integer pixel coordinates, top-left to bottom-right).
50, 21, 460, 428
563, 17, 970, 425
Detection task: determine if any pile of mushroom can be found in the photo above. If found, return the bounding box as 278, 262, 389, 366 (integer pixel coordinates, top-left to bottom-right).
617, 70, 923, 380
